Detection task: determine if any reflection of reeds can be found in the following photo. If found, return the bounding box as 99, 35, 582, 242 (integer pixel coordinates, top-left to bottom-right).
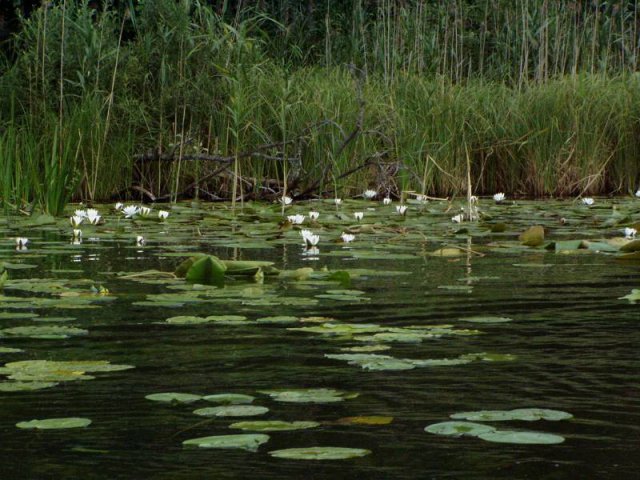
1, 1, 640, 214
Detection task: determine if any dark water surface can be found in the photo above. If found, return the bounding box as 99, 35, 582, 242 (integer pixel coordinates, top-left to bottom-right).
0, 201, 638, 479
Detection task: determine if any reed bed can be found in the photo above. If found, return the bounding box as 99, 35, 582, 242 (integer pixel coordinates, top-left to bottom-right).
1, 1, 639, 214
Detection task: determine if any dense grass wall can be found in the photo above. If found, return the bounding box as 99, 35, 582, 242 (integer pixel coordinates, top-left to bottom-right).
1, 1, 639, 213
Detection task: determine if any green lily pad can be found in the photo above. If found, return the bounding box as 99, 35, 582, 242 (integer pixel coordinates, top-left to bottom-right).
0, 325, 88, 339
183, 434, 269, 451
145, 392, 202, 403
185, 255, 227, 285
0, 381, 58, 391
259, 388, 358, 403
519, 225, 545, 246
202, 393, 255, 404
0, 347, 23, 353
17, 417, 91, 430
451, 408, 573, 422
619, 289, 640, 303
459, 316, 512, 323
229, 420, 320, 432
255, 316, 299, 324
477, 430, 565, 444
268, 447, 371, 460
424, 421, 496, 437
193, 405, 269, 417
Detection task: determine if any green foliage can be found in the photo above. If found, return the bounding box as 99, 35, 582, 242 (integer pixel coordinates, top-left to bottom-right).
1, 0, 640, 210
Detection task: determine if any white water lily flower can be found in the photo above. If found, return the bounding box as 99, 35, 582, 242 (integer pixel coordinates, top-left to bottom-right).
85, 208, 101, 225
158, 210, 170, 220
15, 237, 29, 249
300, 229, 320, 247
415, 194, 428, 203
308, 211, 320, 221
354, 212, 364, 221
493, 192, 506, 202
136, 235, 145, 246
69, 215, 84, 227
280, 196, 292, 205
451, 213, 464, 223
139, 206, 152, 216
582, 197, 594, 206
635, 189, 640, 198
623, 227, 637, 239
396, 205, 408, 216
114, 202, 124, 211
287, 214, 305, 225
74, 209, 87, 218
122, 205, 139, 218
363, 189, 377, 199
341, 232, 355, 243
383, 197, 392, 205
72, 229, 82, 239
334, 198, 342, 206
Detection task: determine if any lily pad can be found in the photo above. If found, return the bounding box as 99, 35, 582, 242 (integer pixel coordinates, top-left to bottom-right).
145, 392, 202, 403
183, 434, 269, 451
519, 225, 545, 246
335, 416, 393, 425
259, 388, 358, 403
268, 447, 371, 460
229, 420, 319, 431
477, 430, 565, 444
424, 421, 496, 437
202, 393, 255, 404
459, 316, 512, 324
0, 325, 88, 339
451, 408, 573, 422
193, 405, 269, 417
17, 417, 92, 430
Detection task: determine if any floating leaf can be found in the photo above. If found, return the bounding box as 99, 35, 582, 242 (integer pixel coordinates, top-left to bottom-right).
145, 392, 202, 404
268, 447, 371, 460
183, 434, 269, 451
259, 388, 357, 403
230, 420, 319, 432
459, 316, 512, 324
0, 325, 88, 339
193, 405, 268, 417
336, 416, 393, 426
519, 226, 545, 247
0, 381, 58, 391
185, 255, 227, 285
424, 421, 496, 437
202, 393, 255, 404
477, 430, 565, 444
430, 247, 465, 257
619, 289, 640, 303
451, 408, 573, 422
17, 417, 91, 430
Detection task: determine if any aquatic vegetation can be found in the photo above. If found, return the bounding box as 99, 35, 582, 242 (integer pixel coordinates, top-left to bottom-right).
193, 405, 269, 417
183, 434, 270, 451
396, 205, 408, 216
582, 197, 595, 206
230, 420, 319, 432
354, 212, 364, 221
363, 190, 377, 199
158, 210, 170, 220
17, 418, 92, 430
259, 388, 358, 403
493, 193, 506, 203
145, 392, 202, 404
383, 198, 392, 205
340, 233, 355, 243
123, 206, 139, 218
308, 211, 320, 221
15, 238, 29, 250
287, 214, 305, 225
268, 447, 371, 460
69, 215, 84, 227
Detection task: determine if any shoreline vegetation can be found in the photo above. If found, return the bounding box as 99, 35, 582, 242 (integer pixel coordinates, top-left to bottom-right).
1, 1, 640, 215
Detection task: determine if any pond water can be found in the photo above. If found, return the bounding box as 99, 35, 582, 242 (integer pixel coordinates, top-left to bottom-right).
0, 198, 638, 479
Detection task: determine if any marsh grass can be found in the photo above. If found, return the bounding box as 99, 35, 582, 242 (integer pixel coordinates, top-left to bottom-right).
1, 1, 640, 214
